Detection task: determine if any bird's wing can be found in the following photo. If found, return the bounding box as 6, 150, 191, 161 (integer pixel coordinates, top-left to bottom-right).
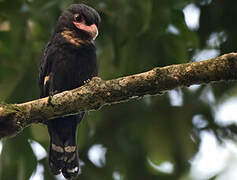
39, 42, 54, 97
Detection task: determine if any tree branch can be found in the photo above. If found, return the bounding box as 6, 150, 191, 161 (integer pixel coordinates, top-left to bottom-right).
1, 52, 237, 139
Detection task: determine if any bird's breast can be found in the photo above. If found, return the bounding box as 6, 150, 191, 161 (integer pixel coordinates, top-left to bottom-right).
54, 45, 98, 90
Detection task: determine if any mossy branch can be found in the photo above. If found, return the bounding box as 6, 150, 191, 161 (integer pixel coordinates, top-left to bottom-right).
0, 52, 237, 139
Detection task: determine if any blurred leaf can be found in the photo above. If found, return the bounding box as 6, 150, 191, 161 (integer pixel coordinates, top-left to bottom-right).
0, 130, 37, 180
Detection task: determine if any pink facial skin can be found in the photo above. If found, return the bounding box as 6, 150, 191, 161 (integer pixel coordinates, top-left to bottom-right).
73, 21, 98, 40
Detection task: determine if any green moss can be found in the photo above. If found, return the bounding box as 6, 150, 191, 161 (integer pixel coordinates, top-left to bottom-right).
0, 104, 18, 117
0, 101, 7, 107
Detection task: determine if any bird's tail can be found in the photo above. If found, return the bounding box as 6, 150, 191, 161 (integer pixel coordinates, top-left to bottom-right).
48, 115, 83, 179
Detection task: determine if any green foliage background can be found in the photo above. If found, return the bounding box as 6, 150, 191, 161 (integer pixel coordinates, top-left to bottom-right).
0, 0, 237, 179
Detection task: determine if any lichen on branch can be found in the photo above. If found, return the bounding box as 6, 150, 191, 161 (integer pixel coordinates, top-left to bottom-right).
0, 52, 237, 139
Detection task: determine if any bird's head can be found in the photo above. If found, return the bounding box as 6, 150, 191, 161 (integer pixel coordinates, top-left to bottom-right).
56, 4, 101, 41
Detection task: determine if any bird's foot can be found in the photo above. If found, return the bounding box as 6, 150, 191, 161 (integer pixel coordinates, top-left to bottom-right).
48, 90, 58, 106
83, 79, 91, 84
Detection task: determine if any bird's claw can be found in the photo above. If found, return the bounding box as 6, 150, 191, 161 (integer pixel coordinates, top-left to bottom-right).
48, 90, 58, 106
83, 79, 91, 84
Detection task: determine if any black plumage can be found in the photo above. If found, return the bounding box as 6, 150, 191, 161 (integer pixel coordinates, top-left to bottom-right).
38, 4, 100, 179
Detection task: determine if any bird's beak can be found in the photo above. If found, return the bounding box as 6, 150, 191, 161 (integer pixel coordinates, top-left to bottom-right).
73, 21, 98, 40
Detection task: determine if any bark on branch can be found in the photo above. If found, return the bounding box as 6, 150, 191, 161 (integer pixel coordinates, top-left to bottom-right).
1, 52, 237, 139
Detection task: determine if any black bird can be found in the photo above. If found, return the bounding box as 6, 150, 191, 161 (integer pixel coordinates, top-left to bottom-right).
39, 4, 100, 179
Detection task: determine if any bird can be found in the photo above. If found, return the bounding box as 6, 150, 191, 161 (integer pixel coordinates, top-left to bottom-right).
38, 4, 101, 179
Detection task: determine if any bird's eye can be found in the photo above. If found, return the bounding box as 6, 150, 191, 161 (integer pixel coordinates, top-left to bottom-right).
74, 14, 82, 22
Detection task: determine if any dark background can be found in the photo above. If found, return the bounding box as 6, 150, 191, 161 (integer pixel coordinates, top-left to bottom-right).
0, 0, 237, 179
